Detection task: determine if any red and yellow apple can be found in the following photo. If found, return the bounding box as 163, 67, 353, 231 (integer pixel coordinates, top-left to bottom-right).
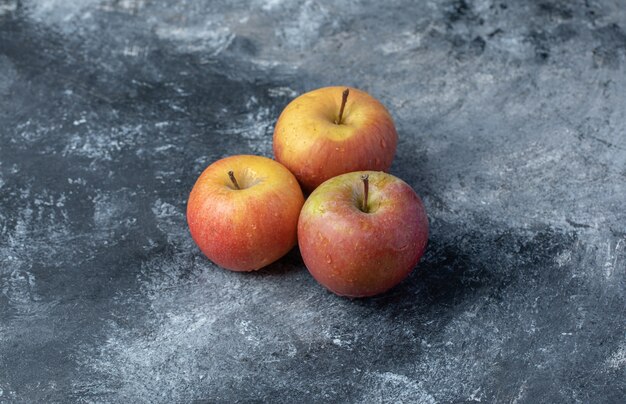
297, 171, 428, 297
187, 155, 304, 271
273, 86, 398, 193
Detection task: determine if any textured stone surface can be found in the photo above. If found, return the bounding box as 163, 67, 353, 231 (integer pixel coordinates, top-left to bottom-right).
1, 0, 625, 402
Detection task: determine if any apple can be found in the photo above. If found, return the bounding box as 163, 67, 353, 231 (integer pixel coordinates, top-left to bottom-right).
297, 171, 428, 297
187, 155, 305, 271
273, 86, 398, 193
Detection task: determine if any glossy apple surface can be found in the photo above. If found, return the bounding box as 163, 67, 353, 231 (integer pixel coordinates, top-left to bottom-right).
187, 155, 304, 271
273, 86, 398, 193
298, 171, 428, 297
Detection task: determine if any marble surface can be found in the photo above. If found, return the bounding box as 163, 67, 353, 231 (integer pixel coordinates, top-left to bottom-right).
1, 0, 625, 402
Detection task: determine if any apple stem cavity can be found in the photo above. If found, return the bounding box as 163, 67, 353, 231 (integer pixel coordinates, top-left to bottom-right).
336, 88, 350, 125
361, 174, 369, 213
228, 170, 241, 190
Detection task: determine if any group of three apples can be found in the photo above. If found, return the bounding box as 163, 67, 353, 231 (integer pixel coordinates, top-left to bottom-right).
187, 86, 429, 297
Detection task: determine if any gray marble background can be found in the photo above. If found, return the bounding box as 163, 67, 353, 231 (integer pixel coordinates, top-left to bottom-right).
0, 0, 625, 402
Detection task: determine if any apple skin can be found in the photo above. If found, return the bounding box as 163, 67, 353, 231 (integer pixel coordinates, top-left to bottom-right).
187, 155, 305, 272
273, 86, 398, 193
297, 171, 428, 297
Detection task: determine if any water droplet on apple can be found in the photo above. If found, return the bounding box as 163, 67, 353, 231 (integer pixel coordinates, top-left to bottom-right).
380, 139, 387, 149
325, 254, 332, 264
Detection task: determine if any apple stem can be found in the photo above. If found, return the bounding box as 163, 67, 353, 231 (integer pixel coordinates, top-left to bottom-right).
361, 174, 369, 213
336, 88, 350, 125
228, 170, 241, 190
